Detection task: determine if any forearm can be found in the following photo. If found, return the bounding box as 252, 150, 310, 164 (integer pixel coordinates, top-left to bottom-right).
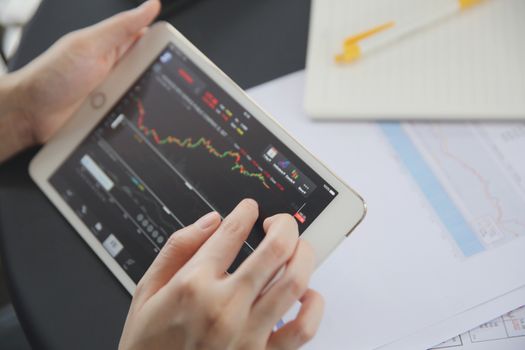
0, 73, 35, 164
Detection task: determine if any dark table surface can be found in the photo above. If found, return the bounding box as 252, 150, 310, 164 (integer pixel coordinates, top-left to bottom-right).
0, 0, 310, 348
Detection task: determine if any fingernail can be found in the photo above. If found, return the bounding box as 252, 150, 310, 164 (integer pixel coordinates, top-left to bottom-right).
196, 212, 219, 229
242, 198, 258, 209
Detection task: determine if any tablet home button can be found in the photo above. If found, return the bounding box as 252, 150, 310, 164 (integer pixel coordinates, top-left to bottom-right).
90, 92, 106, 109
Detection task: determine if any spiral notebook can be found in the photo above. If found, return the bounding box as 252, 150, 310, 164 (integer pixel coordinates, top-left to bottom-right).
305, 0, 525, 120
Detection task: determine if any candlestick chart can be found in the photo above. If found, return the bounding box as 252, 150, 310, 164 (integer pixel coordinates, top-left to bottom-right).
135, 98, 270, 190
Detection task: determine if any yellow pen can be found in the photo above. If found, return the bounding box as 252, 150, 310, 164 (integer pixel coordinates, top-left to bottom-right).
335, 0, 485, 63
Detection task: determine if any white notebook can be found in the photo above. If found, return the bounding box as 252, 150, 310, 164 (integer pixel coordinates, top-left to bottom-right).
305, 0, 525, 120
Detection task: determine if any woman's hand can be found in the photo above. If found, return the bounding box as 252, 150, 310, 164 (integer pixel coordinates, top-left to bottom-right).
0, 0, 160, 162
119, 199, 324, 350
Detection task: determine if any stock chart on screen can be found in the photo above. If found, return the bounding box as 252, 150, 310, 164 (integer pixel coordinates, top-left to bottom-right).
49, 44, 337, 282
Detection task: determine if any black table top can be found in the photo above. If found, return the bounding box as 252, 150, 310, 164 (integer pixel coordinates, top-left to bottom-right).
0, 0, 310, 348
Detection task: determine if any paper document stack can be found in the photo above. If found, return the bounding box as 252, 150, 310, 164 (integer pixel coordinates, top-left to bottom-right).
247, 71, 525, 350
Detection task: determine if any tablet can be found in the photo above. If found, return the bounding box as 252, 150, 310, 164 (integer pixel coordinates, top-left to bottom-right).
29, 22, 366, 294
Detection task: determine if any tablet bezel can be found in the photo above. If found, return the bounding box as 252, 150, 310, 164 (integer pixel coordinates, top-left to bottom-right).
29, 22, 366, 295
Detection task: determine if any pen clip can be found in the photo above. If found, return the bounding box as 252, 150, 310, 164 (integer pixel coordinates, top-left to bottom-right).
344, 21, 395, 47
336, 21, 395, 63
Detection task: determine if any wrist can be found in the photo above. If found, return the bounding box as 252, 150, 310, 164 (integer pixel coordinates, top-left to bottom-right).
0, 72, 36, 162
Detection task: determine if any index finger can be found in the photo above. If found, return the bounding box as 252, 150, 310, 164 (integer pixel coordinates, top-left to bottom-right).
190, 199, 259, 275
134, 211, 221, 303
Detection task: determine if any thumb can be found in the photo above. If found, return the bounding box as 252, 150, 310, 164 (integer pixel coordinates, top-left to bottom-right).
134, 212, 221, 303
88, 0, 161, 53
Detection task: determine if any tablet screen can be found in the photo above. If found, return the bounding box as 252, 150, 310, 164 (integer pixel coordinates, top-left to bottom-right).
49, 44, 338, 282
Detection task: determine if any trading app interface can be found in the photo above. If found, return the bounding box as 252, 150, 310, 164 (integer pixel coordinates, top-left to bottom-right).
50, 44, 338, 283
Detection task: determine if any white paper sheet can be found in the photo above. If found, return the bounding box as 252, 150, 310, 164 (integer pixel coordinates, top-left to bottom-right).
433, 305, 525, 350
247, 71, 525, 349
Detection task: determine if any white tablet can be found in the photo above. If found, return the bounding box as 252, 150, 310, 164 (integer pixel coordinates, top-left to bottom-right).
29, 22, 366, 294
